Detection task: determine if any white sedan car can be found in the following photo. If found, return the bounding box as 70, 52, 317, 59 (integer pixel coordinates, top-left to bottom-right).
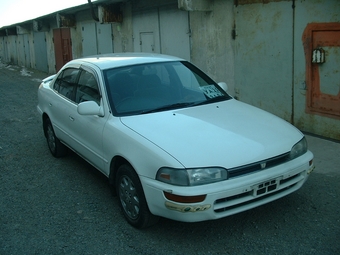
37, 53, 314, 228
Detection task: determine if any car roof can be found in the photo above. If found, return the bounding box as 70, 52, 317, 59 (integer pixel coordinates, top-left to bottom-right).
69, 53, 184, 70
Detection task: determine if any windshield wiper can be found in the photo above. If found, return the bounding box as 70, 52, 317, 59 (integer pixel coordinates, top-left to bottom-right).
141, 102, 195, 114
140, 96, 230, 114
191, 95, 229, 106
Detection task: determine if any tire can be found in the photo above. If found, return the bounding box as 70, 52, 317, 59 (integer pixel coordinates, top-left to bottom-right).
44, 118, 67, 158
116, 164, 159, 229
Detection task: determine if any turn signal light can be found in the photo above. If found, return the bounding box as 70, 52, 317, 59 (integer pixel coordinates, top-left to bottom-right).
163, 192, 206, 203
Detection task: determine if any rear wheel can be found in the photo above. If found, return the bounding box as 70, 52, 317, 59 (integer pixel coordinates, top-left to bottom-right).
44, 118, 67, 157
116, 164, 159, 228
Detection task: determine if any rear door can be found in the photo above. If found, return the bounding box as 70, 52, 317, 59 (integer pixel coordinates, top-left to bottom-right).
50, 67, 80, 144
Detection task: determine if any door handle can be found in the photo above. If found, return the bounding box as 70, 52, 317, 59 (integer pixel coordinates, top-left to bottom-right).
69, 116, 74, 121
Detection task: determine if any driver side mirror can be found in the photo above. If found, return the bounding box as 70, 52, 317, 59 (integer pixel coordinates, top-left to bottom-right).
77, 101, 104, 117
217, 82, 228, 92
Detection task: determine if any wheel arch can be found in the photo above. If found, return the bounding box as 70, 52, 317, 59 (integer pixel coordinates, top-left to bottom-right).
109, 156, 133, 191
42, 113, 50, 137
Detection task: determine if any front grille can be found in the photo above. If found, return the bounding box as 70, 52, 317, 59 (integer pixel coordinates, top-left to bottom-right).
228, 152, 290, 178
214, 173, 303, 213
214, 184, 297, 213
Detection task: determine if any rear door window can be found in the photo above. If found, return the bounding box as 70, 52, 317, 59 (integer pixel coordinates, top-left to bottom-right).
54, 68, 80, 101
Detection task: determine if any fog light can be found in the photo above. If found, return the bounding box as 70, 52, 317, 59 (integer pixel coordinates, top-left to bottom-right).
163, 191, 206, 203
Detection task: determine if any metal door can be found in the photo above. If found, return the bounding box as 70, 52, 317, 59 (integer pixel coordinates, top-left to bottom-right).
159, 6, 190, 61
303, 23, 340, 119
132, 5, 190, 59
234, 1, 293, 121
17, 35, 25, 67
97, 23, 113, 54
82, 23, 113, 56
133, 9, 160, 53
140, 32, 155, 52
53, 28, 73, 72
0, 37, 6, 62
33, 32, 48, 73
234, 0, 340, 140
82, 23, 97, 57
23, 34, 31, 68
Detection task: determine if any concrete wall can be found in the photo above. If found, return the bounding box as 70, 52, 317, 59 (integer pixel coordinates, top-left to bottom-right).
112, 1, 134, 53
234, 0, 340, 140
189, 0, 235, 95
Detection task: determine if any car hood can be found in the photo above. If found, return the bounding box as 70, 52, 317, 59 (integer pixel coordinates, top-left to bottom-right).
120, 99, 303, 168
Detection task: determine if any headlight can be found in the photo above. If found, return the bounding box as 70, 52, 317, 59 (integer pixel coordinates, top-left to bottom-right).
156, 167, 228, 186
289, 137, 308, 160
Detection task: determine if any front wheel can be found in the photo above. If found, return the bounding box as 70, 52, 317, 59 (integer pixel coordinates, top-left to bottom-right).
116, 164, 159, 228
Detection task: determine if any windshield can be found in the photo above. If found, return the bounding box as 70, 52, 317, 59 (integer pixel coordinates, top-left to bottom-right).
103, 61, 231, 116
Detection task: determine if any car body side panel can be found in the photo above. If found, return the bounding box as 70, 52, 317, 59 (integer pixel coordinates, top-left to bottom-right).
101, 116, 184, 177
37, 82, 72, 144
64, 102, 108, 171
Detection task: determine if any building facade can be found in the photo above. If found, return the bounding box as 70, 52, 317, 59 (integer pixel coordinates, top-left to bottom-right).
0, 0, 339, 140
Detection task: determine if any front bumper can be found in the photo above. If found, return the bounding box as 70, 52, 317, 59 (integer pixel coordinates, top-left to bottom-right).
141, 150, 314, 222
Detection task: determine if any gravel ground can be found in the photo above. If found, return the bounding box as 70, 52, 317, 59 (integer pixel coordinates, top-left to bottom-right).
0, 63, 339, 255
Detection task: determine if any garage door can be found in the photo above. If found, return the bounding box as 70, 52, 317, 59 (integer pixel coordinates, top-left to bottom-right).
132, 4, 190, 61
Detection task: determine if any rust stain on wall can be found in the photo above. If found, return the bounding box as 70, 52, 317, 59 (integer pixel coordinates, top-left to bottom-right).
100, 4, 123, 23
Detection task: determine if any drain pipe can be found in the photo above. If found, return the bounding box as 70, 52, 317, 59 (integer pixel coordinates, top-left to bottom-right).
88, 0, 99, 22
291, 0, 295, 124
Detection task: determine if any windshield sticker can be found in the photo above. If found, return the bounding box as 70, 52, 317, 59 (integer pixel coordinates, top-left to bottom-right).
200, 85, 224, 98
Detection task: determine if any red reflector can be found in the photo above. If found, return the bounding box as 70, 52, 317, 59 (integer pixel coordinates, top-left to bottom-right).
164, 192, 206, 203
